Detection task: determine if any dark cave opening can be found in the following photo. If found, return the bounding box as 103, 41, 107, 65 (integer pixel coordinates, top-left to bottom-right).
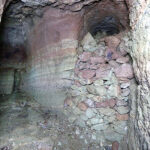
90, 16, 120, 36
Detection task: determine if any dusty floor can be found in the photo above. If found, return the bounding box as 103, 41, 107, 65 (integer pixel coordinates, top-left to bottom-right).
0, 92, 113, 150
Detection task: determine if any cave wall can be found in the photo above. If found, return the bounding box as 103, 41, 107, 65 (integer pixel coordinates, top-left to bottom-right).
21, 8, 82, 110
127, 0, 150, 149
0, 0, 150, 149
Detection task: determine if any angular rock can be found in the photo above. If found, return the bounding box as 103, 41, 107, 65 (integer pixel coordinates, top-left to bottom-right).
95, 99, 116, 108
113, 121, 128, 134
116, 114, 129, 121
90, 56, 106, 64
121, 88, 130, 97
120, 82, 130, 88
98, 108, 116, 116
109, 60, 120, 68
78, 62, 89, 70
104, 129, 123, 142
85, 108, 96, 118
80, 69, 96, 79
107, 84, 121, 98
90, 118, 103, 125
95, 86, 107, 96
114, 64, 134, 79
81, 32, 97, 52
116, 56, 129, 64
79, 52, 91, 62
91, 123, 108, 131
111, 51, 122, 60
115, 106, 130, 114
116, 100, 128, 106
84, 99, 95, 108
96, 64, 112, 79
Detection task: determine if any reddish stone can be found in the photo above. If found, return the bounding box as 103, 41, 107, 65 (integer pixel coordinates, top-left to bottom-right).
112, 141, 119, 150
74, 80, 81, 87
74, 67, 80, 75
109, 99, 117, 108
95, 101, 109, 108
96, 70, 111, 79
90, 56, 105, 64
116, 56, 129, 64
114, 64, 134, 79
79, 52, 91, 62
111, 51, 122, 60
118, 78, 130, 83
96, 64, 111, 79
116, 114, 129, 121
78, 62, 89, 70
78, 102, 88, 111
109, 60, 120, 68
80, 69, 96, 79
95, 99, 116, 108
105, 36, 120, 49
89, 64, 98, 70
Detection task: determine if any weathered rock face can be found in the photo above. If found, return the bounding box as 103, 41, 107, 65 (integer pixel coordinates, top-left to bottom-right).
127, 0, 150, 149
0, 0, 150, 149
0, 69, 14, 94
21, 8, 82, 109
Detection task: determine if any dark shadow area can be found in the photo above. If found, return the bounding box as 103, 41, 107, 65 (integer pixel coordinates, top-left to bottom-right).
90, 16, 120, 36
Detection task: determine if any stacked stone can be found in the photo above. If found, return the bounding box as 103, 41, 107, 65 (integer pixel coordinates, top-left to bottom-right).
64, 32, 134, 144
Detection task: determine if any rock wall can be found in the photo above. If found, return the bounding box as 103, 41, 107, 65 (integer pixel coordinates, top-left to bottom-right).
127, 0, 150, 149
0, 68, 14, 94
0, 0, 150, 149
20, 0, 128, 110
63, 31, 134, 146
21, 8, 82, 110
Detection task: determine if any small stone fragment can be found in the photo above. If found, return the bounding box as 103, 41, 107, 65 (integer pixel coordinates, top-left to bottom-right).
86, 108, 96, 118
116, 100, 128, 106
78, 102, 88, 111
81, 32, 97, 52
116, 114, 129, 121
99, 108, 116, 116
120, 82, 130, 89
95, 99, 116, 108
109, 60, 120, 68
84, 99, 95, 108
80, 69, 96, 79
114, 64, 134, 79
116, 56, 129, 64
79, 52, 91, 62
116, 106, 129, 114
121, 88, 130, 97
90, 56, 106, 64
91, 123, 108, 131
